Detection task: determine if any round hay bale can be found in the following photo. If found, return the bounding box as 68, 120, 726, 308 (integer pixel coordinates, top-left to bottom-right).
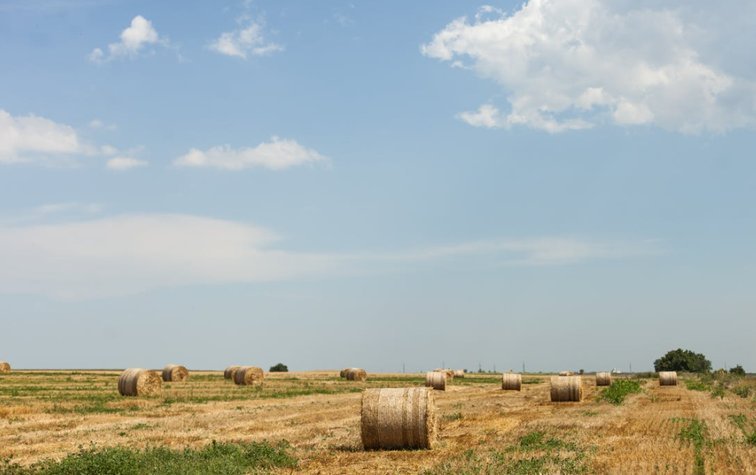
118, 368, 162, 397
162, 364, 189, 382
558, 371, 574, 376
233, 366, 264, 386
550, 375, 583, 402
361, 387, 437, 450
346, 368, 367, 382
425, 371, 446, 391
659, 371, 677, 386
434, 369, 455, 380
339, 368, 350, 378
453, 369, 465, 378
596, 372, 612, 386
224, 366, 241, 380
502, 373, 522, 391
0, 361, 10, 373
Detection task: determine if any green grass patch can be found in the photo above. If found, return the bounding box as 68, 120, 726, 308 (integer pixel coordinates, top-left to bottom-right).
423, 431, 588, 474
599, 380, 642, 405
677, 419, 708, 475
729, 414, 756, 446
684, 379, 712, 392
442, 412, 463, 422
0, 440, 296, 475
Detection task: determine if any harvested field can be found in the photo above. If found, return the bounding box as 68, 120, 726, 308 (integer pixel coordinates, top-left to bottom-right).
0, 370, 753, 473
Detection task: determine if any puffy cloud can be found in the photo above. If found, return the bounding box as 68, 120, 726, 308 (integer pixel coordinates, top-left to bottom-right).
106, 156, 148, 171
0, 109, 86, 163
174, 137, 328, 171
209, 18, 283, 59
89, 15, 163, 62
422, 0, 756, 133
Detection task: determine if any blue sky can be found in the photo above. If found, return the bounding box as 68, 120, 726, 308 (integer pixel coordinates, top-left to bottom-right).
0, 0, 754, 372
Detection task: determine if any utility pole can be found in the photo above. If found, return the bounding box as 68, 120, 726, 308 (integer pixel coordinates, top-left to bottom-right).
442, 360, 445, 369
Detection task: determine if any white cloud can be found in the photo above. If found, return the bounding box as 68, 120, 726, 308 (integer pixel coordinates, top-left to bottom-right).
106, 156, 148, 171
0, 109, 87, 163
422, 1, 756, 133
209, 17, 283, 59
0, 212, 657, 300
174, 137, 328, 171
89, 15, 163, 62
88, 119, 116, 131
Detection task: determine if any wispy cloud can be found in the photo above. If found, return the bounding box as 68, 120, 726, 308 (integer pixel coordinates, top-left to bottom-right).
89, 15, 165, 63
209, 15, 282, 59
106, 156, 148, 171
174, 137, 328, 171
0, 213, 658, 300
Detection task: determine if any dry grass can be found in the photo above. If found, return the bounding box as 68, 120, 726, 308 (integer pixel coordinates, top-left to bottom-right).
0, 371, 753, 473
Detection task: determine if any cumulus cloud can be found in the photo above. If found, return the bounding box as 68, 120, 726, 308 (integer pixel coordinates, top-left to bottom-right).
209, 17, 283, 59
0, 109, 87, 163
89, 15, 163, 62
106, 156, 148, 171
174, 137, 328, 171
422, 1, 756, 133
0, 212, 655, 300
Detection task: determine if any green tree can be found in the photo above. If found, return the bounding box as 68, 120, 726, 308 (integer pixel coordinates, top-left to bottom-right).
653, 348, 711, 373
269, 363, 288, 372
729, 364, 746, 376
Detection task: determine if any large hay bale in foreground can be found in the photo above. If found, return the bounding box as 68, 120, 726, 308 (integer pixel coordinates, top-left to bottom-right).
118, 368, 162, 397
425, 371, 446, 391
502, 373, 522, 391
224, 366, 241, 380
233, 366, 264, 386
361, 387, 437, 450
453, 369, 465, 378
550, 376, 582, 402
659, 371, 678, 386
162, 364, 189, 382
0, 361, 10, 373
596, 372, 612, 386
345, 368, 367, 382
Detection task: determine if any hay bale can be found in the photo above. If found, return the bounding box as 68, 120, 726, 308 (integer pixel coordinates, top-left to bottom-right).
162, 364, 189, 382
361, 387, 437, 450
425, 371, 446, 391
434, 368, 454, 380
224, 366, 241, 380
659, 371, 677, 386
0, 361, 10, 373
550, 375, 582, 402
118, 368, 162, 397
233, 366, 264, 386
596, 372, 612, 386
453, 369, 465, 378
501, 373, 522, 391
339, 368, 350, 378
558, 371, 574, 376
346, 368, 367, 382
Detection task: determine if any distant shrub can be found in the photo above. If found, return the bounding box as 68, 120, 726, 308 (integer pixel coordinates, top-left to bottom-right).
654, 348, 711, 373
729, 365, 746, 376
269, 363, 288, 373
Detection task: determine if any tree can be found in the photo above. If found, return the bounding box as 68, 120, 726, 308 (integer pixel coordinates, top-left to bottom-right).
729, 364, 746, 376
653, 348, 711, 373
269, 363, 288, 372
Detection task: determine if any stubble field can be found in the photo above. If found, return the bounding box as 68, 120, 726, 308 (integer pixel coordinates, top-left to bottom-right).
0, 370, 754, 474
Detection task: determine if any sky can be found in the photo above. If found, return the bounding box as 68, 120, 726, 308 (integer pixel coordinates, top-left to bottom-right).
0, 0, 754, 372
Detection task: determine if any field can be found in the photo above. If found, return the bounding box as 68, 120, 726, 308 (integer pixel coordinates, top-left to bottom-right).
0, 370, 754, 474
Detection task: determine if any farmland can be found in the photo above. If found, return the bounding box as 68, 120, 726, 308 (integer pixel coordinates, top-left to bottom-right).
0, 371, 754, 473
